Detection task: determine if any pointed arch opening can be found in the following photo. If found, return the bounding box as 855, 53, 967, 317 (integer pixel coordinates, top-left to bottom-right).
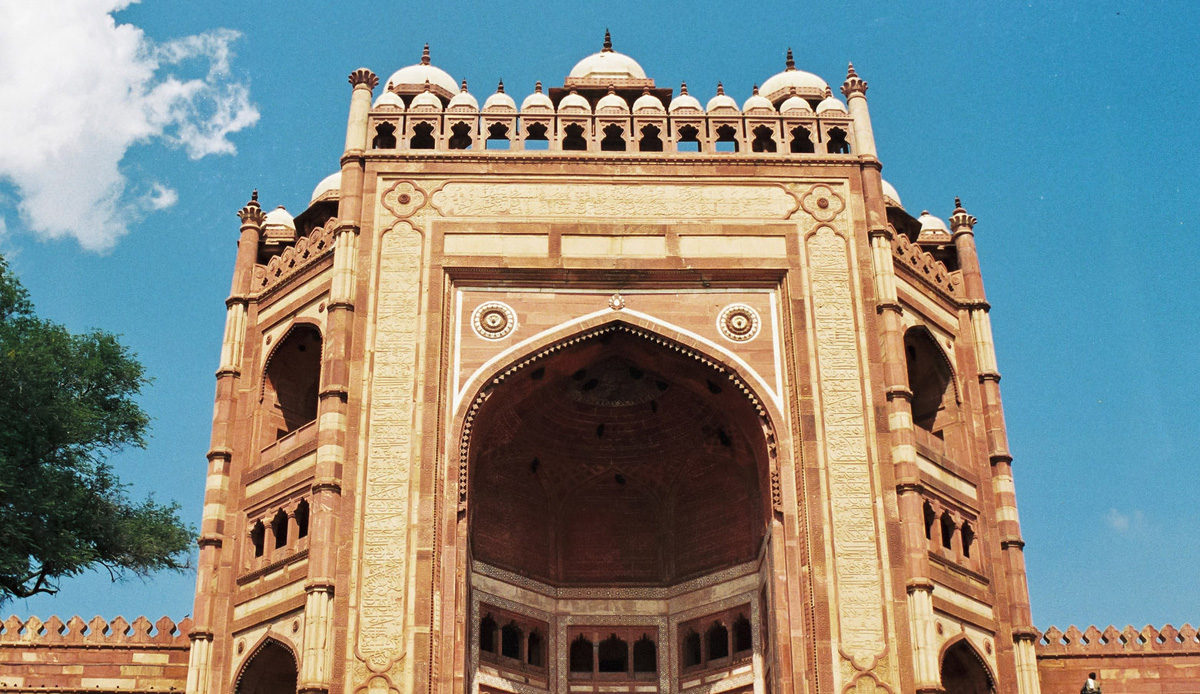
235, 639, 297, 694
904, 326, 964, 458
940, 639, 996, 694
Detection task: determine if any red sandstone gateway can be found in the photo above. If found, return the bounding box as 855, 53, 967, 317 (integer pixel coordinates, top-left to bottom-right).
7, 35, 1198, 694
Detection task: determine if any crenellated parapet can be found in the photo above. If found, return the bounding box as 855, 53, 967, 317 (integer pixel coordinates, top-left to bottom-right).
252, 218, 338, 297
1036, 624, 1200, 655
0, 614, 191, 647
0, 616, 190, 693
891, 231, 963, 301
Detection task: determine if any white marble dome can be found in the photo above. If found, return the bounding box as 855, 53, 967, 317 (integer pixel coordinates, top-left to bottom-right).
779, 95, 813, 114
410, 88, 442, 109
569, 32, 646, 81
558, 91, 591, 112
881, 180, 903, 209
668, 85, 702, 113
448, 82, 478, 110
521, 83, 554, 111
743, 89, 774, 113
816, 95, 847, 114
483, 83, 517, 111
760, 50, 828, 100
384, 46, 458, 95
597, 90, 629, 112
263, 205, 295, 231
309, 172, 341, 205
706, 85, 739, 113
918, 210, 950, 235
372, 91, 405, 110
632, 90, 665, 113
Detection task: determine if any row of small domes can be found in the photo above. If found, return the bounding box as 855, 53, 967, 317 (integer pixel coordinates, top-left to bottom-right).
375, 81, 848, 116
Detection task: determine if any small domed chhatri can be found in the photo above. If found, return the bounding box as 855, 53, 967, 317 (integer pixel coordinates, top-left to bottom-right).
760, 48, 829, 105
447, 80, 478, 110
668, 82, 702, 113
567, 29, 647, 82
705, 83, 739, 113
482, 80, 517, 111
520, 81, 553, 111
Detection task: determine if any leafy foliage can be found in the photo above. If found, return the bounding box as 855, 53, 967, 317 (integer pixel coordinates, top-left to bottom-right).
0, 256, 193, 600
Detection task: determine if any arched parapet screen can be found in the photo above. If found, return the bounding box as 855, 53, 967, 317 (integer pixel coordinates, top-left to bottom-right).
234, 638, 298, 694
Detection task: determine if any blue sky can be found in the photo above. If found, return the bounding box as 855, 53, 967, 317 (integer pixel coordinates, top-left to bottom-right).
1, 1, 1196, 631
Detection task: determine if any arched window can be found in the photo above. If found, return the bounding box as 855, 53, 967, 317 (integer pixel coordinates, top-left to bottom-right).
732, 614, 752, 652
633, 635, 657, 673
448, 122, 473, 150
639, 124, 664, 152
410, 122, 435, 149
479, 614, 498, 654
235, 640, 297, 694
271, 509, 288, 549
372, 122, 396, 149
924, 501, 936, 541
527, 630, 544, 667
250, 520, 265, 558
706, 621, 729, 660
789, 125, 815, 153
562, 123, 587, 151
598, 634, 628, 672
263, 325, 321, 440
486, 123, 511, 150
961, 522, 975, 558
904, 328, 958, 441
294, 500, 309, 539
682, 630, 702, 668
715, 124, 739, 153
569, 635, 593, 673
501, 621, 522, 659
940, 512, 956, 551
524, 122, 549, 150
676, 125, 701, 152
941, 639, 996, 694
751, 125, 777, 152
600, 123, 626, 151
826, 127, 851, 154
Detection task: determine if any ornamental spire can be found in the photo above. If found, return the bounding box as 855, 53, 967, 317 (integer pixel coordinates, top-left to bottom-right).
716, 82, 725, 95
785, 47, 795, 70
841, 61, 867, 98
421, 43, 430, 65
461, 79, 468, 92
535, 80, 543, 93
679, 81, 689, 95
603, 28, 613, 52
496, 79, 505, 94
950, 197, 977, 233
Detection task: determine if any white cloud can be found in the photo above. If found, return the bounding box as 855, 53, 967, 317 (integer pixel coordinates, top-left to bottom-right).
1105, 508, 1146, 534
0, 0, 259, 251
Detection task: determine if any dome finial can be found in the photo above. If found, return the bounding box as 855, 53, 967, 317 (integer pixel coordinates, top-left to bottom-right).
823, 85, 832, 98
423, 79, 431, 92
716, 82, 725, 95
496, 79, 505, 94
785, 47, 795, 71
421, 43, 430, 66
847, 61, 858, 79
251, 189, 259, 203
679, 81, 688, 95
603, 28, 613, 52
461, 79, 468, 92
608, 84, 616, 94
752, 84, 760, 95
535, 80, 543, 93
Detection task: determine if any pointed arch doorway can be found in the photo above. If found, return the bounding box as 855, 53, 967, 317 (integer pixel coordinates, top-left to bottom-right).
459, 322, 795, 694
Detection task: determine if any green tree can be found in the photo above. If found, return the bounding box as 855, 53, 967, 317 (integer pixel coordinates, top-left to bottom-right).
0, 255, 193, 600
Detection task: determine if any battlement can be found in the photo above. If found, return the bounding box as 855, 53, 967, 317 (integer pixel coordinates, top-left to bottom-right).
0, 616, 189, 693
1036, 624, 1200, 655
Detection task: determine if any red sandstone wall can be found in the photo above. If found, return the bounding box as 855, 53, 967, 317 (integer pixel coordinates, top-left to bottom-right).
1037, 625, 1200, 694
0, 616, 190, 694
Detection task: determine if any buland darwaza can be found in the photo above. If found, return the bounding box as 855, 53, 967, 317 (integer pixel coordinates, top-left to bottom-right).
4, 34, 1200, 694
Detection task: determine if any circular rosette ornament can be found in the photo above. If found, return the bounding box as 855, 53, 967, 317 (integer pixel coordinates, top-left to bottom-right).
717, 304, 761, 343
471, 302, 517, 340
381, 180, 427, 219
800, 184, 845, 222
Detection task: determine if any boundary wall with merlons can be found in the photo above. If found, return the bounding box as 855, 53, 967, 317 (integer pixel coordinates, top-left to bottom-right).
1036, 624, 1200, 694
0, 616, 190, 694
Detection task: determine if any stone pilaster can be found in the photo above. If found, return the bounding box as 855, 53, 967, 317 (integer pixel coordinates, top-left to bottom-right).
951, 200, 1041, 694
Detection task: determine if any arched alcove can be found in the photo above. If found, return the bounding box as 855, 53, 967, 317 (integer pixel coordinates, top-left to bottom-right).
463, 323, 780, 692
262, 325, 322, 442
941, 639, 995, 694
904, 326, 963, 458
235, 639, 297, 694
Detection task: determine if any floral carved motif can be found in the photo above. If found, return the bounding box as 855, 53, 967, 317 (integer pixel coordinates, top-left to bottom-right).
380, 180, 427, 219
800, 184, 846, 222
471, 301, 517, 340
717, 304, 761, 343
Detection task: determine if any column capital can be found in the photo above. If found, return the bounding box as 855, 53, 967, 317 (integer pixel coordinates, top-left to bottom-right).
841, 62, 868, 98
949, 196, 977, 233
348, 68, 379, 91
237, 190, 266, 227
